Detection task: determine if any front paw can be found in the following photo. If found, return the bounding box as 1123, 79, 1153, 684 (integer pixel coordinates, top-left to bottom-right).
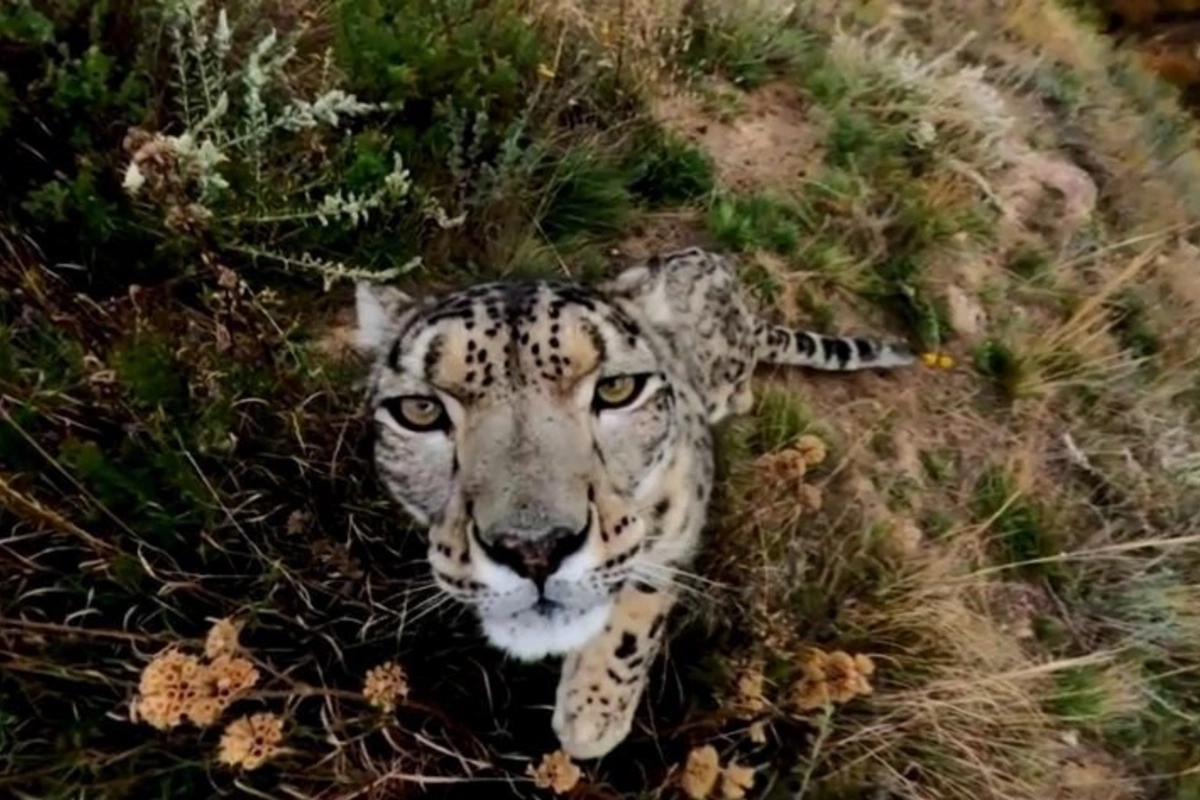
552, 691, 635, 760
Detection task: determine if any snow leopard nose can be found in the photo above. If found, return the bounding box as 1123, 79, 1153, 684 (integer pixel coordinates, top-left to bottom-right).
477, 524, 589, 590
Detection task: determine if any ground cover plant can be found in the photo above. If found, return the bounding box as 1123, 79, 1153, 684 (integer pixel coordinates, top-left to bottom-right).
2, 0, 1199, 798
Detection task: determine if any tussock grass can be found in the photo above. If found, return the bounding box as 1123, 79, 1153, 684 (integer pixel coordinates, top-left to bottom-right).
4, 0, 1200, 798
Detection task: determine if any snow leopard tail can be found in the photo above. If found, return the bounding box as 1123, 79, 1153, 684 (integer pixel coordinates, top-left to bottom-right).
755, 325, 915, 372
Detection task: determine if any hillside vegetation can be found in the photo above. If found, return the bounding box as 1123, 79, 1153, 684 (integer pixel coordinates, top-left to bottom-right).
2, 1, 1199, 798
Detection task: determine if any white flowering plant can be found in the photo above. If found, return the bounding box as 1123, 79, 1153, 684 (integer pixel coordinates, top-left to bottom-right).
121, 0, 464, 287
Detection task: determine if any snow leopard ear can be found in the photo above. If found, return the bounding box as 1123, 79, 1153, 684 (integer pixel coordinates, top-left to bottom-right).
354, 282, 413, 355
601, 263, 654, 298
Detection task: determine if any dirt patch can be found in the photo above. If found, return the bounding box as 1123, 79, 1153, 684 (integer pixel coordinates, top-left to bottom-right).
1054, 748, 1142, 800
651, 81, 823, 193
998, 151, 1099, 244
311, 305, 360, 362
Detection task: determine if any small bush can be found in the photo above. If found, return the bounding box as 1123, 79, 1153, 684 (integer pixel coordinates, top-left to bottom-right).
707, 192, 803, 253
627, 132, 716, 206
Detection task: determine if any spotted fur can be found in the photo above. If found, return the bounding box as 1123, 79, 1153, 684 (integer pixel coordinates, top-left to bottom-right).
354, 247, 913, 759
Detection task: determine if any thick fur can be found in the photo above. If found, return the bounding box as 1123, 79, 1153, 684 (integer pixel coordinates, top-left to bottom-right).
354, 247, 913, 759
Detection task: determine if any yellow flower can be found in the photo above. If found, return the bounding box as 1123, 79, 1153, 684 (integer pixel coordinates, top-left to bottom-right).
217, 712, 284, 770
537, 62, 556, 80
937, 353, 955, 370
528, 749, 582, 794
920, 351, 939, 368
363, 661, 409, 713
681, 745, 720, 799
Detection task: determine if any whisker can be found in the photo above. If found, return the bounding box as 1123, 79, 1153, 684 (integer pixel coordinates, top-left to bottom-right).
632, 562, 732, 592
626, 568, 714, 603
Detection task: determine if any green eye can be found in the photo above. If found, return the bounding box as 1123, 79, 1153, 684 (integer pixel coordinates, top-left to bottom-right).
593, 374, 649, 410
383, 396, 448, 432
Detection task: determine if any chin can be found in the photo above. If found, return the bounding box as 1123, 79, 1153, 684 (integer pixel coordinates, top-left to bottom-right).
480, 601, 613, 661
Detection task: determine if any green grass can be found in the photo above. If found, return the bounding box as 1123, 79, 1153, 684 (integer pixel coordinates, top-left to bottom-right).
627, 131, 716, 206
680, 1, 818, 88
1046, 665, 1110, 722
971, 468, 1062, 580
974, 338, 1027, 400
707, 192, 804, 253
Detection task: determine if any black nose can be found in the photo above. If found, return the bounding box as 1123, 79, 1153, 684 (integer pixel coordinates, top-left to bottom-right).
479, 525, 588, 590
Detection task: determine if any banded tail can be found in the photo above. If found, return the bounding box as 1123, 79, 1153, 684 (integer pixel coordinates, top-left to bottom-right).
756, 325, 915, 371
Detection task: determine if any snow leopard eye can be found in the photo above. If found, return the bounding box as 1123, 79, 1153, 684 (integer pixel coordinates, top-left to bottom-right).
593, 374, 650, 411
383, 396, 449, 432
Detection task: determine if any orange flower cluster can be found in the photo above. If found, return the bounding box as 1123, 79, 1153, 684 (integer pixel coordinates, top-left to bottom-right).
731, 659, 768, 718
362, 661, 409, 713
681, 745, 757, 800
528, 749, 582, 794
790, 649, 876, 711
133, 619, 258, 730
750, 434, 828, 510
218, 712, 285, 771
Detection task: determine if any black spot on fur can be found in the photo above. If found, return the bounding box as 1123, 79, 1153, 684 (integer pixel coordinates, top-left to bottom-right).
832, 338, 852, 366
422, 336, 443, 379
820, 336, 837, 363
792, 332, 815, 357
648, 614, 666, 639
615, 632, 638, 659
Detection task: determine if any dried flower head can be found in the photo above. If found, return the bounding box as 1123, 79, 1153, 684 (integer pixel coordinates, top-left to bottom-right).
798, 483, 824, 512
682, 744, 721, 799
207, 654, 259, 705
854, 653, 876, 677
363, 661, 409, 713
794, 435, 828, 467
732, 659, 767, 718
791, 674, 831, 711
789, 648, 876, 711
218, 712, 284, 770
528, 749, 582, 794
134, 649, 206, 730
720, 762, 757, 800
164, 202, 213, 234
205, 617, 242, 659
756, 448, 807, 485
285, 509, 311, 536
824, 650, 872, 703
